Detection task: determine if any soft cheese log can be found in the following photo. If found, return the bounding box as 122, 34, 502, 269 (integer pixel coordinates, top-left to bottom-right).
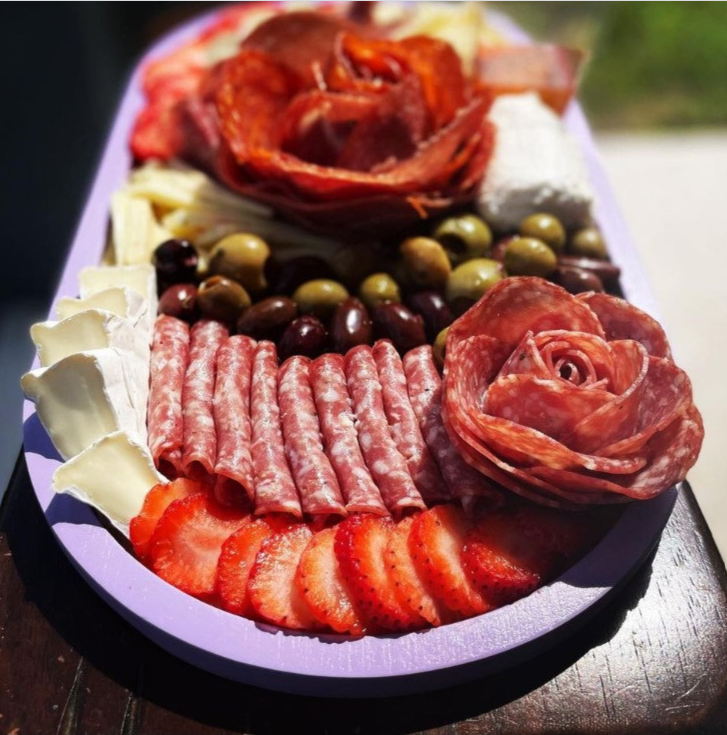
21, 348, 142, 459
52, 430, 165, 536
477, 92, 595, 231
79, 264, 157, 332
56, 286, 146, 325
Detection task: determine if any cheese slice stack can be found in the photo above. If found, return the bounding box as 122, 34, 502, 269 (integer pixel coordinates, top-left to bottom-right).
23, 264, 160, 536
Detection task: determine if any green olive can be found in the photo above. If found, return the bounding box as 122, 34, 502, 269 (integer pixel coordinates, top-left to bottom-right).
504, 237, 558, 277
433, 214, 493, 265
293, 279, 349, 320
208, 233, 271, 294
518, 213, 566, 254
445, 258, 504, 315
358, 272, 401, 310
569, 227, 607, 259
197, 275, 251, 324
433, 327, 449, 370
399, 237, 451, 290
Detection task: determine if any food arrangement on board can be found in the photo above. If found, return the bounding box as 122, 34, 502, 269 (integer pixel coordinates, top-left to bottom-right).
22, 2, 702, 638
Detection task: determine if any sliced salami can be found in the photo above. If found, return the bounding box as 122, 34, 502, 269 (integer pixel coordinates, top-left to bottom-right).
147, 315, 190, 478
278, 356, 346, 517
213, 335, 256, 505
403, 345, 501, 510
310, 354, 387, 516
372, 340, 447, 503
577, 292, 672, 359
344, 346, 424, 516
250, 341, 302, 518
181, 319, 228, 478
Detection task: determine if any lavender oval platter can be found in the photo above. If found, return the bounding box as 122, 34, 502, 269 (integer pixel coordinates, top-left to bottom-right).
21, 5, 678, 698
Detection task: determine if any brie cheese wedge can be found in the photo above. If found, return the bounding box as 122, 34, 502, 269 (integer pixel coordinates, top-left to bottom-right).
21, 348, 143, 460
79, 265, 157, 332
52, 430, 164, 536
477, 92, 595, 231
56, 286, 146, 325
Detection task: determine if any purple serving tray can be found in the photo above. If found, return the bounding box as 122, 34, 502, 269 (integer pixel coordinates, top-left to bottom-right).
21, 5, 677, 697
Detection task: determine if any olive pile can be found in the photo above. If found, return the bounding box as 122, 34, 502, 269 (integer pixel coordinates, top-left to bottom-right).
154, 213, 616, 362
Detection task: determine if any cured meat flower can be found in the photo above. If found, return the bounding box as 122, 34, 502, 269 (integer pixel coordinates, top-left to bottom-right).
442, 278, 703, 507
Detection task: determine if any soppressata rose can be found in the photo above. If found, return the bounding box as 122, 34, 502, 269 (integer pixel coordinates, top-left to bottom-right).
442, 278, 703, 507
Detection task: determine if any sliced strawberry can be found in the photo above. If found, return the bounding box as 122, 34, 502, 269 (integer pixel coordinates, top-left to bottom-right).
513, 504, 592, 565
409, 505, 491, 618
335, 515, 425, 633
296, 527, 365, 635
462, 512, 550, 605
247, 524, 319, 630
386, 516, 455, 627
129, 478, 206, 560
148, 493, 249, 598
215, 514, 293, 618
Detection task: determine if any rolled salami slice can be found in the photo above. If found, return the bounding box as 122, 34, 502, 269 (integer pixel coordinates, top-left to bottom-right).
182, 320, 228, 478
310, 353, 387, 516
147, 315, 190, 478
278, 356, 346, 517
403, 345, 502, 510
372, 340, 448, 503
250, 341, 302, 518
213, 335, 256, 505
345, 346, 424, 516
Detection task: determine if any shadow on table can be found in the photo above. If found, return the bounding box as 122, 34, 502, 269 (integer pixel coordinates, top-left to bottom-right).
3, 457, 654, 735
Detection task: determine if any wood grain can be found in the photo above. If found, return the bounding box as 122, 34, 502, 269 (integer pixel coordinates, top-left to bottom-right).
1, 455, 726, 735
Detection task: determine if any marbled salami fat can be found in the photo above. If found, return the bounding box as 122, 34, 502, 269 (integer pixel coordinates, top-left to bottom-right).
250, 341, 302, 518
181, 320, 228, 478
310, 354, 387, 516
403, 345, 501, 509
344, 346, 424, 516
147, 315, 190, 478
278, 356, 346, 517
213, 335, 256, 504
373, 340, 447, 503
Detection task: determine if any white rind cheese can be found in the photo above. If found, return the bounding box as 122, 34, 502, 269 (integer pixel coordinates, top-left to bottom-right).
477, 92, 595, 231
52, 431, 164, 536
31, 309, 143, 369
79, 264, 157, 333
21, 348, 143, 460
56, 286, 146, 325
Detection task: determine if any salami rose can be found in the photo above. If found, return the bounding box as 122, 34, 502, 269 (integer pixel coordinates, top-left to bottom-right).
442, 277, 703, 507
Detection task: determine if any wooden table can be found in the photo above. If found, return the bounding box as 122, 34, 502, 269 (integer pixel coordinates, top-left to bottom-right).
1, 455, 726, 735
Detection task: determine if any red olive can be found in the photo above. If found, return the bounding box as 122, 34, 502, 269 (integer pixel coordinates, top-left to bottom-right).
153, 239, 199, 291
158, 283, 199, 322
406, 291, 453, 341
554, 266, 604, 294
558, 256, 620, 289
371, 303, 427, 355
236, 296, 298, 341
278, 316, 327, 361
330, 297, 372, 354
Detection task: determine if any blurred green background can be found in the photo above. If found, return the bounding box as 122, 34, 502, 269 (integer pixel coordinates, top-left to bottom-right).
491, 1, 727, 130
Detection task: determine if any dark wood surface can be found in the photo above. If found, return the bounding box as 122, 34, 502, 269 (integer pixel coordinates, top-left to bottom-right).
1, 455, 726, 735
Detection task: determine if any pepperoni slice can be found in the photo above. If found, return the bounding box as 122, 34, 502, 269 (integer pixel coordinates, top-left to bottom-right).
372, 340, 446, 504
278, 356, 346, 517
181, 320, 228, 479
250, 342, 302, 518
402, 345, 500, 510
213, 335, 256, 505
344, 346, 424, 516
147, 316, 190, 478
310, 354, 387, 516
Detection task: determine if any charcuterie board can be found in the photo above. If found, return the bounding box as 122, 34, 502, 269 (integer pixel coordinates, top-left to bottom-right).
21, 4, 685, 697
